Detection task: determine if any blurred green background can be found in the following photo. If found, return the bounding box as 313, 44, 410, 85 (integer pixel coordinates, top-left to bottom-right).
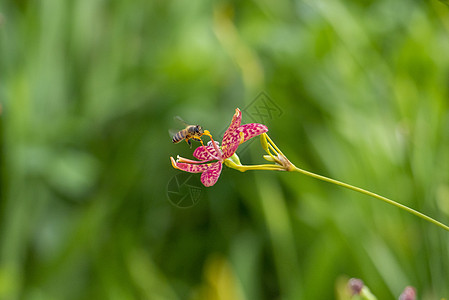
1, 0, 449, 299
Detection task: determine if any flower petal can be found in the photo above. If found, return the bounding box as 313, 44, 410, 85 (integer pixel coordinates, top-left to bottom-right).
193, 145, 219, 161
238, 123, 268, 143
228, 108, 242, 132
222, 108, 241, 145
220, 123, 268, 159
171, 157, 214, 173
221, 131, 241, 159
221, 108, 243, 158
200, 162, 223, 187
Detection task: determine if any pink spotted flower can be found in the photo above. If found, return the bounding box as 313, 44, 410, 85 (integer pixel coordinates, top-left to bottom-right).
170, 108, 268, 187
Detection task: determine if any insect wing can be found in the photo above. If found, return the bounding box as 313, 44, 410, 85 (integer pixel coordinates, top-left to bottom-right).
169, 116, 188, 138
174, 116, 189, 127
169, 128, 181, 138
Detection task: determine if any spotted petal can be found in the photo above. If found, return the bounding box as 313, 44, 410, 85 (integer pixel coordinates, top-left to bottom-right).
200, 161, 223, 187
221, 131, 241, 159
222, 108, 241, 148
226, 108, 242, 133
193, 145, 219, 161
171, 157, 214, 173
221, 123, 268, 159
238, 123, 268, 144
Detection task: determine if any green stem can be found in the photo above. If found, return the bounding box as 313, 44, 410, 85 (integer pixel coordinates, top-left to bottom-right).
224, 159, 285, 172
292, 166, 449, 233
237, 164, 285, 171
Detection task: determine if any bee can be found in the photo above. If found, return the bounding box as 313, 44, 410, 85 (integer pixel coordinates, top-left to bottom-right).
170, 116, 206, 148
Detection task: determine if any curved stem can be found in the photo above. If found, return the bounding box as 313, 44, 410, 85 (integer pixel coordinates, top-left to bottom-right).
224, 158, 285, 172
292, 166, 449, 232
236, 164, 285, 171
265, 134, 283, 154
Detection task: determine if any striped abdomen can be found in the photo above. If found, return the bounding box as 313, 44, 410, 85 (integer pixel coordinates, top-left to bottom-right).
172, 130, 187, 143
